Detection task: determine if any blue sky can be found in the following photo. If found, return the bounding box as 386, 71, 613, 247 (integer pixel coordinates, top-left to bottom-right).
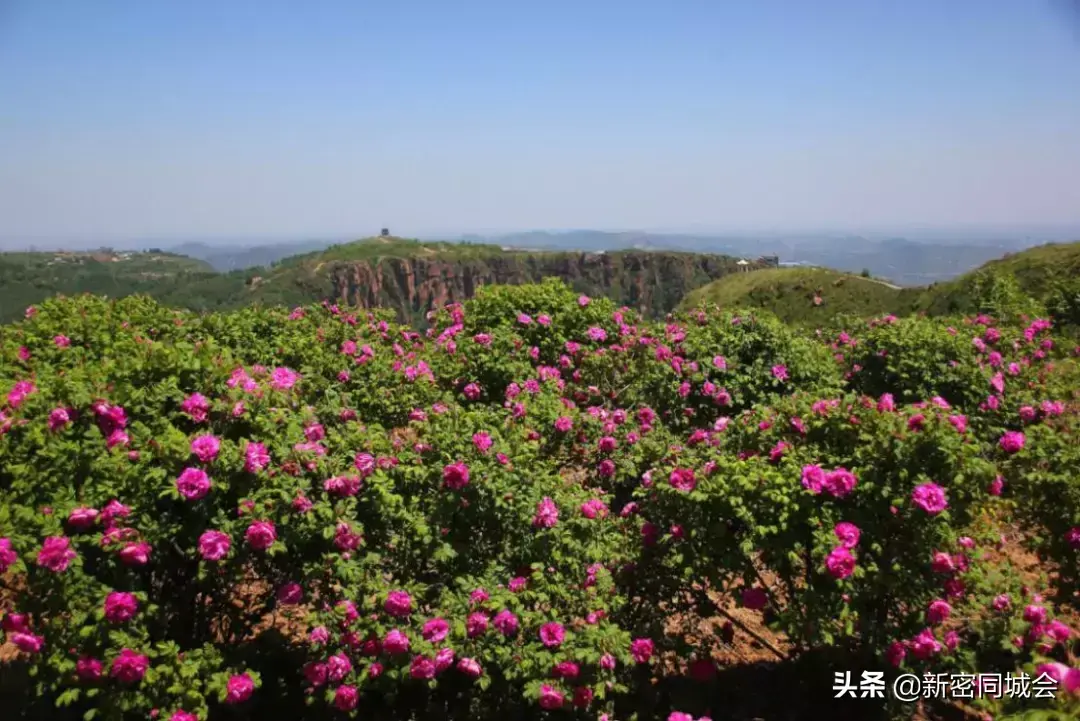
2, 0, 1079, 241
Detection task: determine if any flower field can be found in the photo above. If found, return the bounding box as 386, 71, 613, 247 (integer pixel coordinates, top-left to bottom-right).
2, 278, 1080, 721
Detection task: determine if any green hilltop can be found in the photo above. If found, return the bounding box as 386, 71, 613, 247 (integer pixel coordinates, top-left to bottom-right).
0, 238, 763, 323
4, 237, 1079, 330
0, 250, 219, 319
680, 240, 1080, 329
679, 267, 921, 324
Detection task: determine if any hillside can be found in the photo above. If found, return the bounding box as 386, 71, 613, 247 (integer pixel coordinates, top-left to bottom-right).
914, 241, 1080, 317
679, 266, 922, 323
481, 230, 1041, 285
681, 241, 1080, 326
0, 250, 220, 321
0, 238, 764, 323
167, 239, 338, 271
250, 237, 764, 322
9, 239, 1077, 329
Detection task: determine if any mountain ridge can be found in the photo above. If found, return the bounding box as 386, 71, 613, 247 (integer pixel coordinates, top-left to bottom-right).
0, 238, 771, 323
3, 236, 1078, 328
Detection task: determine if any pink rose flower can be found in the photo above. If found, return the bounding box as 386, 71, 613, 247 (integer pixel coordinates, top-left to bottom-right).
909, 629, 942, 660
104, 591, 139, 623
327, 653, 352, 682
911, 482, 948, 515
118, 541, 150, 566
198, 530, 230, 561
76, 656, 103, 681
385, 590, 413, 617
1024, 604, 1048, 625
423, 617, 450, 643
48, 408, 72, 432
180, 393, 211, 423
277, 582, 303, 605
669, 468, 696, 492
472, 432, 493, 454
224, 673, 254, 704
538, 685, 565, 710
532, 497, 559, 528
269, 367, 300, 390
931, 552, 955, 573
434, 647, 455, 673
245, 521, 276, 550
169, 712, 198, 721
0, 538, 17, 573
11, 632, 44, 653
493, 609, 519, 636
101, 499, 131, 524
999, 431, 1025, 454
630, 638, 654, 663
442, 461, 470, 490
334, 685, 359, 711
1036, 663, 1080, 694
580, 498, 609, 519
801, 465, 825, 494
36, 536, 76, 572
825, 546, 856, 579
410, 655, 436, 679
553, 661, 580, 679
67, 506, 99, 530
110, 649, 149, 683
244, 442, 270, 472
466, 612, 489, 637
823, 468, 857, 498
176, 467, 211, 500
1047, 620, 1071, 642
190, 434, 221, 463
539, 622, 565, 648
457, 657, 482, 677
927, 599, 951, 625
885, 641, 906, 667
384, 629, 410, 654
834, 522, 860, 548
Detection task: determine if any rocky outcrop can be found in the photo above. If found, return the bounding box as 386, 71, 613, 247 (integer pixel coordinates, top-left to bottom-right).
326, 251, 760, 322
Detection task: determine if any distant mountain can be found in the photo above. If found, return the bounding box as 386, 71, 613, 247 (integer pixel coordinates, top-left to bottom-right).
1, 238, 766, 323
0, 229, 1056, 285
7, 235, 1077, 328
166, 240, 338, 271
231, 237, 764, 323
473, 231, 1039, 286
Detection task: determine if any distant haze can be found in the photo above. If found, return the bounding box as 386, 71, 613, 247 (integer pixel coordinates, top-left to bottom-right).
2, 1, 1080, 242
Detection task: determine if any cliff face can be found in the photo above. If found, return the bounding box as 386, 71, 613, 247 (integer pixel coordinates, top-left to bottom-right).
326, 251, 759, 322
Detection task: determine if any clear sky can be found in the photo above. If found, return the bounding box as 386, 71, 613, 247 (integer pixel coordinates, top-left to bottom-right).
2, 0, 1079, 242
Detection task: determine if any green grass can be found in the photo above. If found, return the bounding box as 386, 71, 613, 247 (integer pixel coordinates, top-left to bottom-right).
914, 241, 1080, 316
680, 242, 1080, 326
0, 251, 220, 321
277, 237, 511, 265
680, 267, 920, 324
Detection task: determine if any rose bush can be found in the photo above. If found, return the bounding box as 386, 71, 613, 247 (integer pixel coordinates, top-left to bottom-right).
2, 283, 1079, 720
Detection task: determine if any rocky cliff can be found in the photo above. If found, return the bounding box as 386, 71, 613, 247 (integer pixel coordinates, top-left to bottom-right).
324, 250, 761, 322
